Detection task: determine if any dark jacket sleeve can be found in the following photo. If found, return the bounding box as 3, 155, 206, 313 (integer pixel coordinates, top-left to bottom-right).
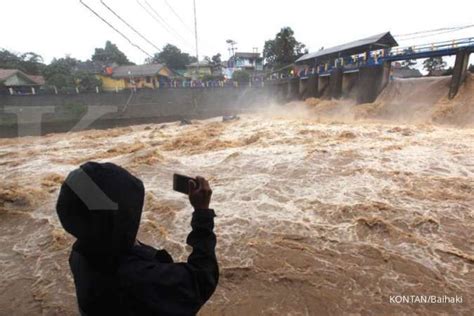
122, 209, 219, 315
185, 209, 219, 302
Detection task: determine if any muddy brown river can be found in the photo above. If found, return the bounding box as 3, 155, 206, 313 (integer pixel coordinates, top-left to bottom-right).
1, 75, 474, 315
0, 102, 473, 315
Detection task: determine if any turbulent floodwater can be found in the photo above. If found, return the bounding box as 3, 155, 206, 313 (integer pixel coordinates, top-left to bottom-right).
1, 77, 474, 315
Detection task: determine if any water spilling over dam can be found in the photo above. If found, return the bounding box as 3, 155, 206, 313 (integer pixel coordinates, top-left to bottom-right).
0, 76, 473, 315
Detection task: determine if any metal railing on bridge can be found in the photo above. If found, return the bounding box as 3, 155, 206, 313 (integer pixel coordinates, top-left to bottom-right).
384, 37, 474, 61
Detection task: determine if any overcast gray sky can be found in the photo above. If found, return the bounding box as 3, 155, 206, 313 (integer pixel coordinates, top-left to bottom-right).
1, 0, 473, 64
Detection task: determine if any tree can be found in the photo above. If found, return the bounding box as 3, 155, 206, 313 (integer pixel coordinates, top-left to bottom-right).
92, 41, 132, 66
0, 49, 19, 69
75, 71, 102, 91
400, 47, 417, 69
147, 44, 196, 69
19, 52, 45, 74
469, 64, 474, 73
209, 53, 222, 74
211, 53, 221, 65
0, 49, 45, 75
42, 57, 101, 90
263, 27, 306, 71
423, 57, 446, 75
210, 53, 222, 68
232, 70, 250, 82
42, 57, 78, 89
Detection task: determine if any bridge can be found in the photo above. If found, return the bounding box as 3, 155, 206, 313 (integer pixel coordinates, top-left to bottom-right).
293, 32, 474, 102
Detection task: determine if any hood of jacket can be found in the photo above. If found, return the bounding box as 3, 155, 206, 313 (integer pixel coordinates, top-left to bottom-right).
56, 162, 145, 260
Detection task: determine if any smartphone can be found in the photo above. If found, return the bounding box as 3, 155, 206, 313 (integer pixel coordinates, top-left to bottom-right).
173, 174, 196, 195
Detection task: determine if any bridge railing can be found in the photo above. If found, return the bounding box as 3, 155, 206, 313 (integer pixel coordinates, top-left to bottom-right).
389, 37, 474, 57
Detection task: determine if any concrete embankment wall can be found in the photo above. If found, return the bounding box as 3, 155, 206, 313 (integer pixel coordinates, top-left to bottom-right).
0, 86, 283, 137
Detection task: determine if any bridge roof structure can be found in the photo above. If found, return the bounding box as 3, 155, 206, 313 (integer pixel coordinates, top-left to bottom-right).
296, 32, 398, 64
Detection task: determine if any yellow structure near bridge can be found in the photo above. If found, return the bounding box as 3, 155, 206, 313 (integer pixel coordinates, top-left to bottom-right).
98, 64, 174, 91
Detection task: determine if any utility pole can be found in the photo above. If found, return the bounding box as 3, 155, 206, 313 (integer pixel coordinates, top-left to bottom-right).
193, 0, 199, 80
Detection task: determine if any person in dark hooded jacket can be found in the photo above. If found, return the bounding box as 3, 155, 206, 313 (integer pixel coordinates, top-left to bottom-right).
56, 162, 218, 316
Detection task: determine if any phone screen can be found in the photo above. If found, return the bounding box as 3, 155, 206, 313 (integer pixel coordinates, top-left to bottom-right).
173, 174, 195, 195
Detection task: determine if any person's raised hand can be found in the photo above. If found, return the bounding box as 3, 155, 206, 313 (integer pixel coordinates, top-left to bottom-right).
188, 176, 212, 210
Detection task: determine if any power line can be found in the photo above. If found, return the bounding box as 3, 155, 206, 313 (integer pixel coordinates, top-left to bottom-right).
136, 0, 190, 48
138, 0, 193, 49
100, 0, 161, 52
79, 0, 152, 57
163, 0, 194, 35
395, 24, 474, 38
137, 0, 171, 33
145, 0, 193, 47
164, 0, 213, 57
397, 25, 474, 42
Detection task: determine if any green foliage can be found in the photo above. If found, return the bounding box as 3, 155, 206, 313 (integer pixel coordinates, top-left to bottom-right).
211, 54, 222, 66
42, 57, 78, 89
232, 70, 250, 82
0, 49, 45, 75
0, 49, 22, 69
76, 72, 102, 90
263, 27, 306, 70
210, 53, 222, 74
469, 64, 474, 73
19, 52, 45, 74
400, 47, 417, 69
148, 44, 197, 69
42, 57, 102, 90
423, 57, 446, 75
92, 41, 132, 66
